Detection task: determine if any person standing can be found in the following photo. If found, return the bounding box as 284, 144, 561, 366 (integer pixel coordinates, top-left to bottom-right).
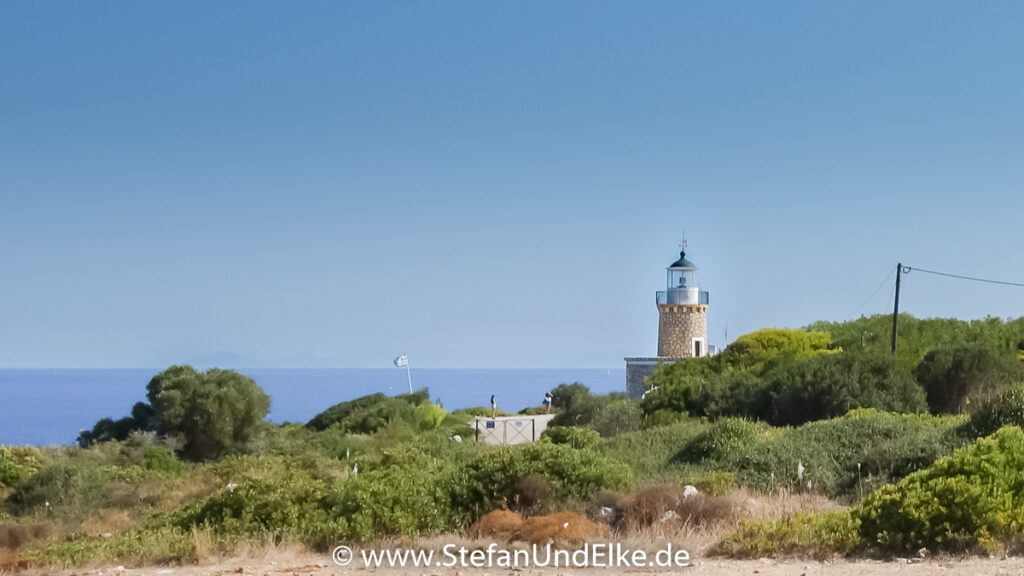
490, 394, 497, 418
543, 391, 554, 414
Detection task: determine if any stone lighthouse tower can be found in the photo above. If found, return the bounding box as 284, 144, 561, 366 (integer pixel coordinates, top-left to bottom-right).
657, 247, 709, 358
625, 241, 710, 398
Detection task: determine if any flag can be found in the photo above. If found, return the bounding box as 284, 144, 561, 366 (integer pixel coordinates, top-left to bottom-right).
394, 354, 408, 367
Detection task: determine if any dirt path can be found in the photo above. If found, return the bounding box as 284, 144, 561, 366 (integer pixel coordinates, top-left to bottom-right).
16, 553, 1024, 576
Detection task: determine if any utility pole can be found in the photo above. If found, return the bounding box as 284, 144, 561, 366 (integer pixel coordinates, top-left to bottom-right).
891, 263, 903, 354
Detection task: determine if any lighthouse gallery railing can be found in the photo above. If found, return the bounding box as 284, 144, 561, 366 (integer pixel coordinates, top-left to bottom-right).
656, 288, 710, 306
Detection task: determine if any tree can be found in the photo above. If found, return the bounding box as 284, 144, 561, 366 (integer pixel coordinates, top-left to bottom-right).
146, 365, 271, 460
913, 346, 1023, 414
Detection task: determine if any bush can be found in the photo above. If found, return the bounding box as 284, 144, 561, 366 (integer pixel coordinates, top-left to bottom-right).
549, 385, 641, 437
5, 465, 97, 516
588, 399, 642, 437
713, 511, 860, 559
76, 403, 154, 447
646, 353, 926, 427
766, 353, 927, 426
678, 418, 764, 463
542, 426, 601, 450
141, 445, 186, 476
24, 525, 201, 567
306, 393, 389, 431
856, 426, 1024, 554
619, 484, 734, 531
306, 390, 437, 435
719, 410, 964, 497
171, 477, 336, 546
598, 418, 709, 483
452, 442, 632, 521
323, 457, 454, 542
147, 366, 271, 461
722, 328, 835, 373
414, 402, 448, 431
0, 447, 43, 489
676, 470, 736, 496
914, 346, 1023, 414
961, 382, 1024, 438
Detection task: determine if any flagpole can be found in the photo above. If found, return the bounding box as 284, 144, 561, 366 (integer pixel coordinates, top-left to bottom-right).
405, 358, 413, 394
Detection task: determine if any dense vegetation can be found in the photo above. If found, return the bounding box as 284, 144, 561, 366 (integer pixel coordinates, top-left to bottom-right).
5, 313, 1024, 567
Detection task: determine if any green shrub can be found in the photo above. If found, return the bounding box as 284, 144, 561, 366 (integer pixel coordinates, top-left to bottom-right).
549, 385, 641, 437
766, 353, 927, 426
0, 446, 43, 489
323, 457, 454, 542
141, 445, 186, 476
721, 410, 964, 497
713, 511, 860, 559
961, 383, 1024, 438
452, 442, 632, 520
307, 393, 389, 431
5, 464, 103, 516
679, 418, 764, 463
914, 346, 1023, 414
642, 409, 685, 429
414, 403, 448, 431
856, 426, 1024, 553
24, 525, 201, 567
677, 469, 737, 496
722, 328, 835, 374
171, 477, 336, 546
588, 399, 642, 437
146, 366, 271, 461
306, 390, 435, 435
542, 426, 601, 449
598, 418, 709, 483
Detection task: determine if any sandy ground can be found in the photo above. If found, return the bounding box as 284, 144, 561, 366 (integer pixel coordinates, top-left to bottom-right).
15, 551, 1024, 576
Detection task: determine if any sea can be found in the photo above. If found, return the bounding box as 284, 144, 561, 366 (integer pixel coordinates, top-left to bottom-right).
0, 368, 627, 446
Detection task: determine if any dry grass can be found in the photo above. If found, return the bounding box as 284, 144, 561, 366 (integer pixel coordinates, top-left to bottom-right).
468, 510, 523, 540
80, 510, 135, 538
514, 512, 607, 546
0, 524, 52, 551
468, 511, 606, 546
0, 548, 23, 573
612, 486, 847, 554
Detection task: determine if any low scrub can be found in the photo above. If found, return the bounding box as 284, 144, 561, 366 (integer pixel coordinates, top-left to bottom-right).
619, 484, 735, 532
678, 418, 765, 463
960, 382, 1024, 438
306, 390, 441, 434
856, 425, 1024, 554
453, 442, 632, 521
598, 418, 710, 483
541, 426, 601, 450
23, 525, 203, 567
0, 447, 43, 489
712, 510, 860, 560
713, 410, 964, 497
643, 351, 927, 427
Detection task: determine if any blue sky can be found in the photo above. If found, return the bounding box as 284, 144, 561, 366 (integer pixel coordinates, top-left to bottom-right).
2, 2, 1023, 368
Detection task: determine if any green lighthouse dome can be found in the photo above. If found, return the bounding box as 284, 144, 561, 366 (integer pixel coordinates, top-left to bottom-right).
668, 250, 697, 270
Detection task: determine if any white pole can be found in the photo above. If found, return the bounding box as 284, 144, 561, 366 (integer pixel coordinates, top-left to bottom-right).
406, 357, 413, 394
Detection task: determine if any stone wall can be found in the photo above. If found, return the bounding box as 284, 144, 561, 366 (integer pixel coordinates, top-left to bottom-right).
657, 304, 708, 357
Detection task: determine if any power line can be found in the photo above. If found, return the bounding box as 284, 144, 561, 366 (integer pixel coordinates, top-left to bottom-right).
905, 266, 1024, 288
848, 267, 896, 319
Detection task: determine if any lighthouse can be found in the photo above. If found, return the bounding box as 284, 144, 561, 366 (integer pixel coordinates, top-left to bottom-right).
657, 247, 709, 358
625, 240, 711, 399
